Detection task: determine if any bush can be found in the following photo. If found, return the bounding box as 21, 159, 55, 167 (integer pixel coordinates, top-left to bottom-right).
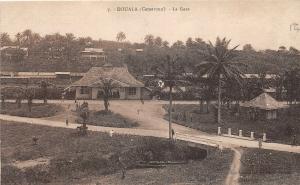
1, 165, 25, 184
24, 165, 52, 183
135, 138, 207, 162
1, 103, 63, 118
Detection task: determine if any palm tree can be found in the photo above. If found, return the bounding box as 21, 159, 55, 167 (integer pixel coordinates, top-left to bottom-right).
15, 33, 22, 48
0, 33, 12, 46
283, 68, 300, 104
197, 37, 244, 124
273, 73, 284, 100
116, 32, 126, 43
144, 34, 155, 46
154, 55, 188, 139
22, 29, 33, 55
39, 80, 53, 104
65, 33, 75, 61
25, 88, 35, 112
93, 78, 119, 113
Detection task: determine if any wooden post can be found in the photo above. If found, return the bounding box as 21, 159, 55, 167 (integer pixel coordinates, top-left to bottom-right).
228, 128, 231, 135
239, 130, 242, 137
263, 133, 266, 141
251, 132, 254, 139
169, 86, 173, 139
218, 127, 221, 135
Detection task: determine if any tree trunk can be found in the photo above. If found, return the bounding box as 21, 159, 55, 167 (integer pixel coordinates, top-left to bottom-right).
83, 119, 87, 128
199, 99, 203, 113
104, 98, 109, 112
206, 100, 210, 113
169, 86, 173, 139
217, 77, 222, 124
28, 102, 32, 112
1, 97, 5, 109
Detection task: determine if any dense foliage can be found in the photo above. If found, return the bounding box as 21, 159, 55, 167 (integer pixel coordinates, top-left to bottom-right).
1, 30, 299, 76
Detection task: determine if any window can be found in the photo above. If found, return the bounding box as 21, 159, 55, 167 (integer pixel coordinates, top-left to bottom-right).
80, 87, 89, 94
128, 87, 136, 95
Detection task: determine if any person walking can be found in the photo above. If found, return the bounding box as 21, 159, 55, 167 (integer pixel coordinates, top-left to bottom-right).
172, 129, 176, 141
292, 134, 297, 146
61, 92, 65, 102
258, 138, 262, 149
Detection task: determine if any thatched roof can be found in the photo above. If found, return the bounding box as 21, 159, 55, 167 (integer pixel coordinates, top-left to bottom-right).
241, 93, 287, 110
71, 67, 144, 87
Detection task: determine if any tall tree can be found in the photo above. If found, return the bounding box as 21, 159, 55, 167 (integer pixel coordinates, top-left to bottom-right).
289, 46, 299, 55
273, 73, 285, 100
0, 33, 12, 46
116, 32, 126, 42
25, 88, 35, 112
95, 78, 119, 112
154, 37, 163, 47
154, 55, 187, 139
186, 37, 194, 48
15, 33, 22, 47
65, 33, 75, 61
39, 80, 53, 104
243, 44, 255, 52
283, 68, 300, 104
162, 41, 169, 48
144, 34, 155, 46
197, 37, 244, 124
172, 40, 185, 49
22, 29, 33, 54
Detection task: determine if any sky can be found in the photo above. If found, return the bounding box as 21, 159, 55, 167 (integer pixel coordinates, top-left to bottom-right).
0, 0, 300, 50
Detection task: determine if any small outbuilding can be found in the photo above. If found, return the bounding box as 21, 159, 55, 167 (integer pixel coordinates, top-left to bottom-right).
240, 93, 287, 120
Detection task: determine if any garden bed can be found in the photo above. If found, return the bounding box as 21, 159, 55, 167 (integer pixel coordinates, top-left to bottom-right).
0, 102, 64, 118
76, 110, 139, 128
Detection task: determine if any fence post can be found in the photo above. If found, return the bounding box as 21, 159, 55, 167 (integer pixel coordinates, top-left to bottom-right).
250, 132, 254, 140
239, 130, 242, 137
218, 127, 221, 135
228, 128, 231, 135
263, 133, 266, 141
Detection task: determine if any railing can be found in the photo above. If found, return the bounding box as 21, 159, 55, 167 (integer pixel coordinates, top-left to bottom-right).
175, 132, 219, 147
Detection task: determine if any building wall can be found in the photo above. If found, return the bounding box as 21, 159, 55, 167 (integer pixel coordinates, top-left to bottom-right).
75, 87, 91, 99
91, 88, 100, 99
126, 87, 141, 100
119, 88, 126, 99
75, 87, 143, 100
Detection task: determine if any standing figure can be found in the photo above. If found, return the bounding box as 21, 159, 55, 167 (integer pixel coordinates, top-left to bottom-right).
172, 129, 176, 140
292, 134, 297, 146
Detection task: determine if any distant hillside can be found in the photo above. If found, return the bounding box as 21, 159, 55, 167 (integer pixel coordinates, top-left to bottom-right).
1, 30, 299, 75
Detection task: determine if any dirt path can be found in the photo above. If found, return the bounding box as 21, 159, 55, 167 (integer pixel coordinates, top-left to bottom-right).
225, 148, 243, 185
12, 157, 50, 169
2, 100, 300, 153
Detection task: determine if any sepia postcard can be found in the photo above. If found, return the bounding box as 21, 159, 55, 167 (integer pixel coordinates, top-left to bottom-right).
0, 0, 299, 185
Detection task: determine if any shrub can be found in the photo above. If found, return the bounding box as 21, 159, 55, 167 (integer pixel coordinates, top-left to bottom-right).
1, 165, 25, 184
24, 165, 52, 183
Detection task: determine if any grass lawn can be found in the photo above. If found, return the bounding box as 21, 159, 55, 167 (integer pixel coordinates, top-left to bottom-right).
76, 110, 139, 128
0, 102, 64, 118
1, 121, 233, 185
240, 148, 300, 185
165, 104, 300, 145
